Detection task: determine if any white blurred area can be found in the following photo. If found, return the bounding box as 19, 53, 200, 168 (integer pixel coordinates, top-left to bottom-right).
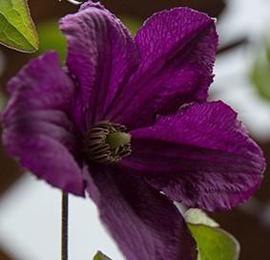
0, 175, 123, 260
214, 0, 270, 140
0, 0, 270, 259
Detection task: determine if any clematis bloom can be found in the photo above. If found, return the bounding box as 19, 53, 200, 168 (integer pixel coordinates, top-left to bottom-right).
1, 1, 265, 259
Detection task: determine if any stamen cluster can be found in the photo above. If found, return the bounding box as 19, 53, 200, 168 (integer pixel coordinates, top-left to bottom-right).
83, 121, 131, 164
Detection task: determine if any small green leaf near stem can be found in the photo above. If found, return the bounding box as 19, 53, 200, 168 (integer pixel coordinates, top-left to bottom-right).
93, 251, 112, 260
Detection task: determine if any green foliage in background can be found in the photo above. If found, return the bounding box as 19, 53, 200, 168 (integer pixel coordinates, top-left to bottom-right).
120, 16, 142, 36
93, 251, 112, 260
250, 41, 270, 101
0, 0, 38, 52
185, 209, 240, 260
36, 16, 142, 60
37, 20, 66, 60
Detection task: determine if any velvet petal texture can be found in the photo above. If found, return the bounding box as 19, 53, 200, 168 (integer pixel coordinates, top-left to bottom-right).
121, 102, 265, 210
108, 7, 218, 129
60, 1, 139, 131
86, 167, 197, 260
1, 2, 266, 260
2, 52, 85, 196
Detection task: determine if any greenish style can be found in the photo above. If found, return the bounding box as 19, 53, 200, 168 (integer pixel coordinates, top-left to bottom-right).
0, 0, 38, 52
250, 42, 270, 101
106, 132, 131, 150
185, 209, 240, 260
93, 251, 112, 260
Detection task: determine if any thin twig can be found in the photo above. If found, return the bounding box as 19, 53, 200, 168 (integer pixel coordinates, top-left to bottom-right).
217, 37, 248, 55
61, 192, 69, 260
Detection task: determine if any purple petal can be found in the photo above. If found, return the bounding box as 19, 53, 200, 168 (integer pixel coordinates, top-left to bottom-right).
2, 52, 85, 196
121, 101, 265, 211
108, 7, 218, 129
85, 166, 197, 260
60, 1, 138, 131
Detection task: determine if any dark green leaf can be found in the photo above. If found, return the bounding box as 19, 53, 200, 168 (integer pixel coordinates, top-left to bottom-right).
0, 0, 38, 52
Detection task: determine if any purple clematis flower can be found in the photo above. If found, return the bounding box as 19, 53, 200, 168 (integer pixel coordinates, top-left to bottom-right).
1, 1, 266, 259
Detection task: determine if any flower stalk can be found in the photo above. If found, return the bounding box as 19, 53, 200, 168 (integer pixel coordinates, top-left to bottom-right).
62, 192, 69, 260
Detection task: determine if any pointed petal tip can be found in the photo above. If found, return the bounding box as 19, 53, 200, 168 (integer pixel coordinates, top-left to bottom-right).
125, 101, 266, 212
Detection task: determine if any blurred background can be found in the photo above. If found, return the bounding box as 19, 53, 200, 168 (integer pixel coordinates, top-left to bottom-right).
0, 0, 270, 259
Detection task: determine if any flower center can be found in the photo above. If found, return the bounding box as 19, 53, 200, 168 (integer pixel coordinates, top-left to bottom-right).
83, 121, 131, 164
